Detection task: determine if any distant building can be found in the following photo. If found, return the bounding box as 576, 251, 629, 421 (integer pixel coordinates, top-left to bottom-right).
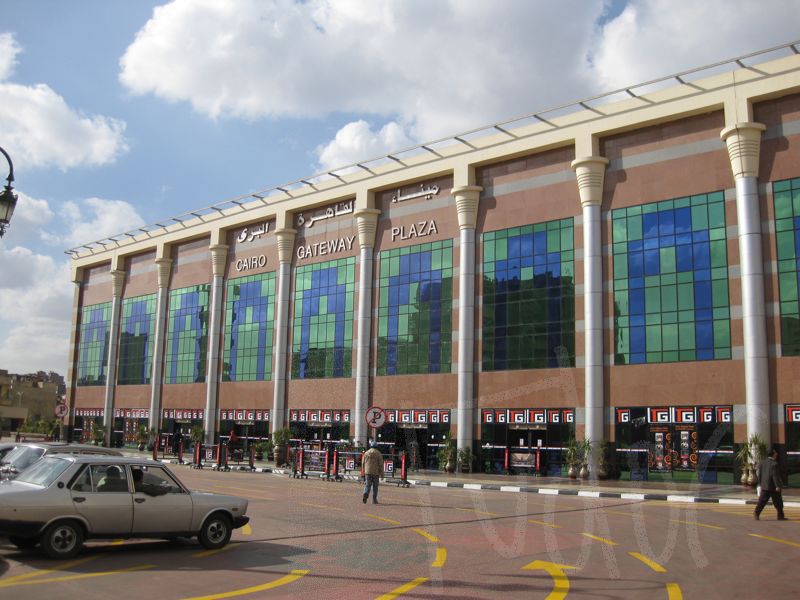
0, 370, 63, 432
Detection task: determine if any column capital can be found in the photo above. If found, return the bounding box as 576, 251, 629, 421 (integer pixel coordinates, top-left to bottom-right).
720, 122, 766, 179
110, 270, 126, 298
155, 257, 172, 289
354, 208, 381, 249
274, 228, 297, 264
571, 156, 609, 208
452, 185, 483, 230
209, 244, 228, 277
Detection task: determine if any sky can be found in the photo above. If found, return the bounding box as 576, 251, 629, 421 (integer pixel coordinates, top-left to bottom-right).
0, 0, 798, 376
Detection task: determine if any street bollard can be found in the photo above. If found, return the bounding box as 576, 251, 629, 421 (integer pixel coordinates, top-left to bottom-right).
504, 447, 510, 475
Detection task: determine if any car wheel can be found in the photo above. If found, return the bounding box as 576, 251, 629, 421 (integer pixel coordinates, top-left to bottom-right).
8, 536, 38, 549
40, 521, 84, 559
198, 513, 232, 550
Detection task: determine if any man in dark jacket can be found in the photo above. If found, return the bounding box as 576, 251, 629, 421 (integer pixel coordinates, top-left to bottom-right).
362, 440, 384, 504
754, 445, 786, 520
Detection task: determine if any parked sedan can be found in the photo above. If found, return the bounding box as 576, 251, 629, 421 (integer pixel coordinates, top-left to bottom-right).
0, 455, 249, 559
0, 443, 122, 481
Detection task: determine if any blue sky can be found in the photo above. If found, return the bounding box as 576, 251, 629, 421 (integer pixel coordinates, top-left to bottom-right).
0, 0, 798, 375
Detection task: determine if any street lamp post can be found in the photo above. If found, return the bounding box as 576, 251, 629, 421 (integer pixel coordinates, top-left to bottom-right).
0, 146, 17, 238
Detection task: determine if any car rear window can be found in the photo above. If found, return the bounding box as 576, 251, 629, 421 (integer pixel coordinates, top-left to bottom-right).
2, 446, 46, 470
16, 457, 71, 486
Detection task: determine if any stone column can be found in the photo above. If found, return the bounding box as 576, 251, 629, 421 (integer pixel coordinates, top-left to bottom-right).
149, 256, 172, 434
65, 268, 83, 442
354, 208, 381, 446
204, 243, 228, 444
452, 185, 482, 453
103, 269, 126, 445
272, 228, 296, 434
571, 156, 609, 462
721, 122, 770, 445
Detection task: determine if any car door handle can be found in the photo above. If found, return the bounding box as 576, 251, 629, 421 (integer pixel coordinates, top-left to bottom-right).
135, 498, 146, 503
73, 497, 86, 503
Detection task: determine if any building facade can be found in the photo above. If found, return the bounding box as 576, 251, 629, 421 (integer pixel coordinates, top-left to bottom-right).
66, 45, 800, 482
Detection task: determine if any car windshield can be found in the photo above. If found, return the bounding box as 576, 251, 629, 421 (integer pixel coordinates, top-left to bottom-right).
15, 457, 71, 486
1, 446, 45, 470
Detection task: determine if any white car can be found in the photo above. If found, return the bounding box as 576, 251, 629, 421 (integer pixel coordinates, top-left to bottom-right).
0, 455, 249, 559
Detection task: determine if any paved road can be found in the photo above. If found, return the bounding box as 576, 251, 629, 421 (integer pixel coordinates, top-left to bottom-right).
1, 465, 797, 599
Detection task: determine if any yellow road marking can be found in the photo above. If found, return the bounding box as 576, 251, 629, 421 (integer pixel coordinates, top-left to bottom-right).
111, 539, 126, 546
181, 569, 309, 600
375, 577, 428, 600
193, 542, 240, 559
431, 547, 447, 568
0, 564, 154, 588
528, 519, 561, 528
301, 502, 344, 511
671, 519, 724, 530
240, 524, 252, 535
604, 509, 641, 517
456, 507, 498, 516
365, 514, 402, 525
522, 560, 575, 600
215, 485, 271, 495
0, 556, 98, 584
582, 533, 617, 546
411, 528, 439, 543
628, 552, 666, 573
749, 533, 800, 548
666, 583, 683, 599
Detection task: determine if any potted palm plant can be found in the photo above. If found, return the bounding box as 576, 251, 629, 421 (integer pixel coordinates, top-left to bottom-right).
457, 446, 474, 473
747, 434, 768, 486
564, 436, 580, 478
437, 434, 456, 473
254, 438, 273, 461
272, 428, 291, 467
736, 441, 752, 486
91, 426, 105, 446
136, 425, 149, 451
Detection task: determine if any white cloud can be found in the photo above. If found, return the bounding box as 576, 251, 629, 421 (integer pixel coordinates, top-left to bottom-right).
57, 197, 146, 249
0, 191, 55, 244
119, 0, 605, 136
591, 0, 800, 91
316, 120, 413, 172
0, 248, 72, 374
0, 32, 129, 170
0, 32, 20, 81
0, 195, 145, 375
119, 0, 800, 176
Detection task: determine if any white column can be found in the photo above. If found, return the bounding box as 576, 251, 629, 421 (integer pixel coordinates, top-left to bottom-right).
272, 228, 296, 434
721, 122, 770, 445
452, 185, 482, 453
204, 243, 227, 444
103, 269, 125, 445
354, 208, 381, 446
571, 156, 609, 467
65, 269, 83, 442
149, 256, 172, 434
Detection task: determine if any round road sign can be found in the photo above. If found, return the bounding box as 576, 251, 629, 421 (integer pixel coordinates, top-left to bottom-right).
54, 403, 69, 418
365, 406, 386, 428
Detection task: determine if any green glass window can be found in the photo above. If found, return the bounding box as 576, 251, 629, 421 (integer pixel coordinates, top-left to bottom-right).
291, 257, 355, 379
611, 192, 731, 364
77, 302, 111, 386
165, 285, 210, 384
376, 240, 453, 375
773, 177, 800, 355
223, 272, 276, 381
482, 219, 575, 370
118, 294, 156, 385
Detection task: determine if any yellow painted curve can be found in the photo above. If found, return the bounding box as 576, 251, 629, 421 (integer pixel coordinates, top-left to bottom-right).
181, 569, 310, 600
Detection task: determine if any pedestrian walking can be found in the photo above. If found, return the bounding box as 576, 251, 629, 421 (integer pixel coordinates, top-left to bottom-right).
754, 445, 787, 521
362, 440, 384, 504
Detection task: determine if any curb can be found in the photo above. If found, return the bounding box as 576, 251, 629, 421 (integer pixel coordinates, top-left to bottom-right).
159, 458, 800, 508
